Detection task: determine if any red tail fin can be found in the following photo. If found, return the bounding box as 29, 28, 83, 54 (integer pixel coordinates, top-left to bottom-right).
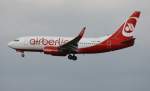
110, 11, 141, 41
78, 11, 141, 53
99, 11, 141, 50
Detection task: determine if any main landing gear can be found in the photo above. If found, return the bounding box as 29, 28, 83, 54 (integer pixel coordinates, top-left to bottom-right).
68, 54, 77, 61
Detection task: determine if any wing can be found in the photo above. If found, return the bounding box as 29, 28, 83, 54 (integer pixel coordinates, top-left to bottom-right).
59, 27, 86, 54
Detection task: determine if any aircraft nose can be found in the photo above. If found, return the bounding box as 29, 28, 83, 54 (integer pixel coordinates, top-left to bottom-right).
8, 41, 14, 48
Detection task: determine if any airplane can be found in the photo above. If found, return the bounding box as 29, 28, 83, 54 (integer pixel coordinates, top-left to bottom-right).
8, 11, 141, 60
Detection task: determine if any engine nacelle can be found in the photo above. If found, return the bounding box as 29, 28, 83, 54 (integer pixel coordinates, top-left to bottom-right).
43, 46, 66, 56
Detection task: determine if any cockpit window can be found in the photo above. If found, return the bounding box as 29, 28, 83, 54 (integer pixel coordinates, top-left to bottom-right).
14, 40, 19, 41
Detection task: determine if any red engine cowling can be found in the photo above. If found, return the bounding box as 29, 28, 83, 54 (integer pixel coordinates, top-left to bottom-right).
43, 46, 66, 56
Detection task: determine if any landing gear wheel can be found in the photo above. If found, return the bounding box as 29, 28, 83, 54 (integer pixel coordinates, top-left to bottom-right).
68, 54, 77, 61
68, 55, 72, 60
21, 53, 25, 57
72, 55, 77, 61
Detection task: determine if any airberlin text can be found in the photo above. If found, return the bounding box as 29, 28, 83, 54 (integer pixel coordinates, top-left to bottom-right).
30, 37, 69, 46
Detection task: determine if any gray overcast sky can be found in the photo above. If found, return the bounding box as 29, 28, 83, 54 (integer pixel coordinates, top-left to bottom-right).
0, 0, 150, 91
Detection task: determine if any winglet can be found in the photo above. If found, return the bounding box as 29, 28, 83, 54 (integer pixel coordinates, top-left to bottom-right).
79, 27, 86, 38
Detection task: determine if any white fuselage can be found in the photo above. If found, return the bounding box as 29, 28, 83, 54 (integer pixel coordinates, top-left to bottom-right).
8, 36, 110, 51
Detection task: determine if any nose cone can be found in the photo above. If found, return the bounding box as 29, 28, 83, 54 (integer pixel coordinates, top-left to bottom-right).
8, 41, 14, 48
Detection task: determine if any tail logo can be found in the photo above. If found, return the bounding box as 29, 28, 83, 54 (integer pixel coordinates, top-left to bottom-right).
122, 18, 136, 37
124, 23, 134, 33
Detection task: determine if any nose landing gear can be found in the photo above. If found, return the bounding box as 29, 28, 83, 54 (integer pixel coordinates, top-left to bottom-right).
16, 50, 25, 57
68, 54, 77, 61
21, 53, 25, 57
